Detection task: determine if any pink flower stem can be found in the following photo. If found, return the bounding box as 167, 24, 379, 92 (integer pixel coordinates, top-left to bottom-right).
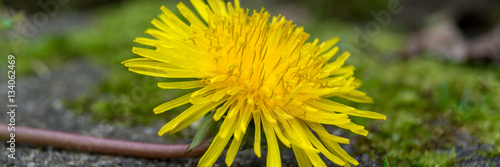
0, 123, 208, 158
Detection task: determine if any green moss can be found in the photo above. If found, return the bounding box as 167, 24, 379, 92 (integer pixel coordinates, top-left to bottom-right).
419, 148, 457, 166
349, 55, 500, 164
304, 19, 500, 165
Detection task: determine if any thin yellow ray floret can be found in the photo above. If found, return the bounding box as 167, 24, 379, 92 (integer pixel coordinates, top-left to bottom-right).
153, 92, 193, 114
262, 117, 281, 167
157, 80, 207, 89
158, 97, 227, 135
252, 111, 262, 157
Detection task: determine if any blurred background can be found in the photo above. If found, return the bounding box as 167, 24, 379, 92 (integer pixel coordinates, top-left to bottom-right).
1, 0, 499, 166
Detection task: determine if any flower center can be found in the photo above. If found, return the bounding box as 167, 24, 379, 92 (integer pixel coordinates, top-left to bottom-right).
196, 9, 329, 109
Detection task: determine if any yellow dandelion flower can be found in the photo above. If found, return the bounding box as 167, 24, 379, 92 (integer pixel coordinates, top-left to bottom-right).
122, 0, 385, 166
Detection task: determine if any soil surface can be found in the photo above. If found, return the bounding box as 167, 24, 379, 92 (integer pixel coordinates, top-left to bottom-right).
0, 60, 498, 167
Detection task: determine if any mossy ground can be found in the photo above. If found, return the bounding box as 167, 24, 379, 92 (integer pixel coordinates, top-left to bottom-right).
2, 0, 499, 165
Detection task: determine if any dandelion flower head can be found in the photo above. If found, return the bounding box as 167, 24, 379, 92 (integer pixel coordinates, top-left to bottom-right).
122, 0, 386, 166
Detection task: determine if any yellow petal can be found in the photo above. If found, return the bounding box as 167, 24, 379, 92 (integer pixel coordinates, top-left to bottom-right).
158, 98, 227, 135
286, 118, 320, 153
262, 118, 281, 167
177, 2, 206, 27
336, 122, 369, 136
226, 97, 244, 119
238, 104, 253, 137
207, 0, 227, 17
308, 98, 354, 112
153, 92, 193, 114
130, 47, 170, 63
127, 67, 170, 78
191, 84, 220, 98
151, 19, 183, 39
273, 125, 291, 147
225, 137, 243, 166
330, 65, 355, 76
214, 96, 237, 121
133, 37, 160, 47
259, 103, 277, 124
233, 0, 240, 10
298, 121, 345, 166
121, 58, 176, 69
233, 106, 250, 141
211, 88, 229, 101
190, 0, 209, 22
292, 109, 350, 126
190, 92, 216, 104
199, 123, 236, 166
304, 149, 327, 167
306, 122, 349, 144
218, 110, 239, 139
320, 37, 339, 54
350, 109, 386, 120
321, 51, 350, 73
157, 80, 207, 89
321, 46, 339, 61
338, 90, 374, 103
160, 6, 190, 33
129, 67, 204, 78
144, 27, 179, 41
272, 107, 293, 120
309, 98, 384, 119
292, 146, 312, 167
320, 137, 359, 166
253, 111, 262, 157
